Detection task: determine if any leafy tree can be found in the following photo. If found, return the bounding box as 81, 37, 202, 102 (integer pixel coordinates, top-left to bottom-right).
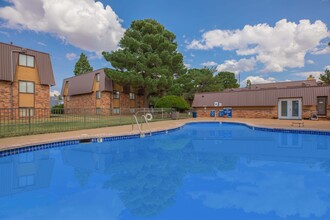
103, 19, 185, 105
155, 95, 190, 111
74, 53, 93, 76
246, 79, 252, 88
51, 104, 64, 114
169, 68, 223, 103
320, 69, 330, 84
216, 71, 239, 89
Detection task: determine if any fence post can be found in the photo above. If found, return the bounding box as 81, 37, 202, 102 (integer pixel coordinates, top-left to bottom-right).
162, 108, 163, 119
84, 108, 86, 128
28, 108, 31, 134
120, 108, 122, 125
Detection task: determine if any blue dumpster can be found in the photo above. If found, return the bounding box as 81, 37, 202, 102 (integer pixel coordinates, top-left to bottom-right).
210, 110, 216, 117
219, 110, 224, 117
224, 108, 232, 118
193, 112, 197, 118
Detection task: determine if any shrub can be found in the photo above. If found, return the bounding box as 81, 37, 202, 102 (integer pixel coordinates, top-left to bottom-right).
51, 104, 64, 114
155, 95, 190, 111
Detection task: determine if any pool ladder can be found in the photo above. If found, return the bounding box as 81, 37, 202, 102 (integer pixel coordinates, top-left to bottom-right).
133, 115, 152, 137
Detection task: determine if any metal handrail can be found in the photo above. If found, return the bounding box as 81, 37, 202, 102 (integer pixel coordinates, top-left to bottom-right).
133, 115, 143, 136
142, 115, 152, 136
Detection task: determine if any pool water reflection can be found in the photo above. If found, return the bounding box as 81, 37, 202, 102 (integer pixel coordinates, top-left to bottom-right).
0, 123, 330, 220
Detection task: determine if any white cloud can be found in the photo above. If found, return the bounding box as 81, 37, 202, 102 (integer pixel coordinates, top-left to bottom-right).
311, 42, 330, 54
242, 76, 276, 85
37, 41, 47, 46
294, 71, 322, 80
50, 90, 60, 97
0, 30, 10, 37
325, 65, 330, 70
66, 53, 79, 61
216, 58, 256, 74
184, 63, 191, 68
201, 61, 218, 66
187, 19, 329, 73
306, 59, 315, 64
0, 0, 125, 54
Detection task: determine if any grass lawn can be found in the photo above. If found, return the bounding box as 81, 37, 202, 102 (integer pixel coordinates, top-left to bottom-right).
0, 113, 190, 138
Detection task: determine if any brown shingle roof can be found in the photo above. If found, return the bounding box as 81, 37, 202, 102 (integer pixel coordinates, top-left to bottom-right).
250, 79, 318, 89
192, 85, 330, 107
61, 69, 113, 96
0, 42, 55, 86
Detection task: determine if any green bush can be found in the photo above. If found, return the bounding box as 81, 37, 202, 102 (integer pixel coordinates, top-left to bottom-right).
155, 95, 190, 111
51, 104, 64, 114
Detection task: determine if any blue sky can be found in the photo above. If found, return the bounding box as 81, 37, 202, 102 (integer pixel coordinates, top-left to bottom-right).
0, 0, 329, 94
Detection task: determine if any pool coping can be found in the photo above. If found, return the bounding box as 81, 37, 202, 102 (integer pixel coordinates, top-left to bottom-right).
1, 120, 330, 157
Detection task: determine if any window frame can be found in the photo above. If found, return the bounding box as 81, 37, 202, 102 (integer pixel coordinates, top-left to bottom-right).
19, 108, 34, 118
19, 81, 35, 94
19, 54, 35, 68
95, 73, 100, 82
113, 91, 120, 99
112, 108, 120, 114
129, 92, 135, 100
96, 91, 101, 99
18, 175, 35, 187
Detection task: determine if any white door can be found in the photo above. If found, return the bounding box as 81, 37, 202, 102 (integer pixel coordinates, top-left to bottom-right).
278, 99, 302, 119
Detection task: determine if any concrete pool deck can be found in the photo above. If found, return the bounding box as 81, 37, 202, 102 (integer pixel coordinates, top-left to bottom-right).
1, 118, 330, 151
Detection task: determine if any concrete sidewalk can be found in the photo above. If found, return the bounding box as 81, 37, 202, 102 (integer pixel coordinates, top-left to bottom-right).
1, 118, 329, 151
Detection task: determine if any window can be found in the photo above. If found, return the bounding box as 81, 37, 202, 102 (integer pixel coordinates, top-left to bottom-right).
19, 54, 35, 67
112, 108, 120, 114
19, 108, 34, 117
19, 81, 34, 93
96, 108, 101, 115
129, 93, 135, 100
113, 91, 120, 99
66, 96, 70, 101
130, 108, 135, 114
19, 175, 35, 187
95, 73, 100, 82
96, 91, 101, 99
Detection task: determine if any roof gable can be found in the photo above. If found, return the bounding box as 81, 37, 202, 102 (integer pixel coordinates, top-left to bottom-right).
0, 42, 55, 86
62, 69, 113, 96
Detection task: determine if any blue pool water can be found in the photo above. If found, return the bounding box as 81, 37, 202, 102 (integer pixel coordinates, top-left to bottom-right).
0, 122, 330, 220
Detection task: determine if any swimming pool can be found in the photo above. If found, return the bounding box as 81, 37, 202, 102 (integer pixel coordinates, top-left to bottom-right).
0, 122, 330, 220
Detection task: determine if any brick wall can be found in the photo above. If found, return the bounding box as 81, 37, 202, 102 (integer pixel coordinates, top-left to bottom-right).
0, 81, 11, 109
136, 95, 146, 108
101, 92, 111, 108
0, 81, 50, 119
64, 93, 96, 114
195, 105, 330, 119
302, 106, 316, 119
63, 91, 147, 115
120, 93, 130, 109
195, 106, 277, 119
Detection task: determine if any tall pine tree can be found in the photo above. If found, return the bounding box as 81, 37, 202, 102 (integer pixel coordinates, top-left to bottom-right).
74, 53, 93, 76
103, 19, 185, 105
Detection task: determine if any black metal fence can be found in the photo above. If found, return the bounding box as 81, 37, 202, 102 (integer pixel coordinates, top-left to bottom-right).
0, 108, 191, 138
